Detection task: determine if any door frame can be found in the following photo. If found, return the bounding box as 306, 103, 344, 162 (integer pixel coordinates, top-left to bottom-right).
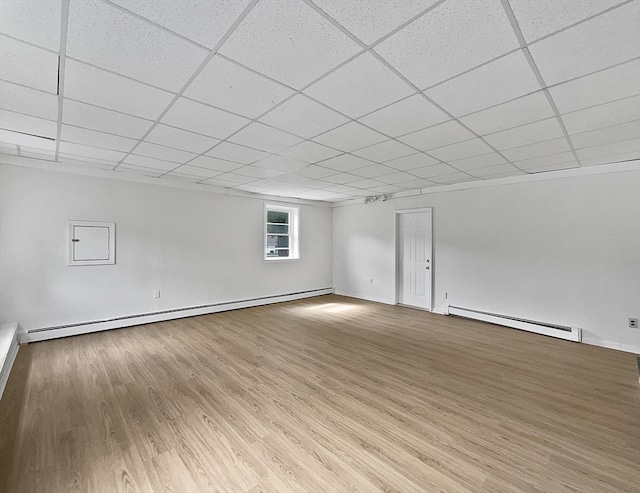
395, 207, 433, 311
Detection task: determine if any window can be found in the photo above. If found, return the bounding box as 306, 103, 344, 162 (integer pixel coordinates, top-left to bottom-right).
265, 205, 299, 260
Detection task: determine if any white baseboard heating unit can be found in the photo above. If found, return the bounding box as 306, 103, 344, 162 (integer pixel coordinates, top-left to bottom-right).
444, 305, 582, 342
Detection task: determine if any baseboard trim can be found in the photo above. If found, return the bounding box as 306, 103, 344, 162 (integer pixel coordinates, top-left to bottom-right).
581, 337, 640, 355
21, 288, 334, 344
0, 323, 20, 400
333, 291, 394, 305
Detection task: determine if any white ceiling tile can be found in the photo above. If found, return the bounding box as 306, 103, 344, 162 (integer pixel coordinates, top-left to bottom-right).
184, 55, 294, 119
278, 141, 342, 163
0, 0, 61, 50
350, 164, 397, 178
292, 165, 338, 179
384, 152, 439, 170
133, 141, 197, 164
0, 129, 56, 150
501, 137, 571, 161
63, 99, 152, 138
189, 155, 242, 172
580, 151, 639, 167
162, 172, 202, 183
459, 91, 555, 135
123, 153, 177, 171
145, 124, 220, 154
110, 0, 251, 49
259, 95, 349, 138
321, 173, 364, 184
304, 52, 414, 118
509, 0, 627, 43
528, 2, 640, 86
228, 122, 304, 153
396, 178, 436, 189
428, 138, 494, 162
218, 0, 361, 89
358, 94, 449, 137
561, 96, 640, 135
570, 121, 640, 150
161, 97, 250, 139
210, 172, 258, 185
425, 50, 541, 116
116, 164, 164, 177
67, 0, 208, 92
375, 171, 419, 185
375, 0, 519, 89
0, 143, 18, 155
348, 178, 386, 189
484, 118, 565, 150
447, 152, 507, 172
313, 122, 387, 152
311, 0, 438, 44
0, 81, 58, 121
59, 141, 127, 162
0, 110, 57, 138
398, 120, 475, 151
19, 146, 56, 161
206, 142, 268, 164
167, 165, 222, 179
409, 163, 458, 178
467, 163, 520, 177
61, 125, 137, 152
478, 170, 527, 180
232, 165, 284, 179
353, 139, 416, 162
0, 35, 59, 93
549, 59, 640, 114
367, 184, 406, 194
512, 151, 577, 170
64, 59, 175, 119
575, 138, 640, 161
429, 172, 476, 184
318, 153, 372, 172
525, 161, 580, 173
252, 155, 307, 172
265, 173, 311, 185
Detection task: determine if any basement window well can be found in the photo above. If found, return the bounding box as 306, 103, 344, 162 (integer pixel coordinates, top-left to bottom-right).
265, 205, 299, 260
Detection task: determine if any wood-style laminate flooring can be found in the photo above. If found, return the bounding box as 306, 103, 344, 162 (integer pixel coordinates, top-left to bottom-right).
1, 295, 639, 492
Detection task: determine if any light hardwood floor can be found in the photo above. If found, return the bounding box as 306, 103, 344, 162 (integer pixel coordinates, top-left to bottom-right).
1, 295, 639, 492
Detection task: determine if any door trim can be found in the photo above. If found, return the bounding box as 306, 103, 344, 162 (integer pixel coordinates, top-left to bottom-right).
395, 208, 433, 310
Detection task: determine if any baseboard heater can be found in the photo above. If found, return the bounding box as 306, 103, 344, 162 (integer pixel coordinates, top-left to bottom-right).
444, 305, 582, 342
21, 287, 334, 344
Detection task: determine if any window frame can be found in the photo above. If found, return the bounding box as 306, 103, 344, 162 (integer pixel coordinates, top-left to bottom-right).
264, 204, 299, 261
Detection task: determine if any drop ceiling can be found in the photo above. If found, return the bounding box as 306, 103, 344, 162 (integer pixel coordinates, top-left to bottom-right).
0, 0, 639, 203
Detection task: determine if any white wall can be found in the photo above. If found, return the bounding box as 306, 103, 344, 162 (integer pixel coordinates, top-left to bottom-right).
333, 166, 640, 353
0, 164, 333, 330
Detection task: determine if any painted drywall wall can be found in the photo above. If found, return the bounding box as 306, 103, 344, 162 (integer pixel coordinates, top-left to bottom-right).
333, 166, 640, 353
0, 163, 332, 330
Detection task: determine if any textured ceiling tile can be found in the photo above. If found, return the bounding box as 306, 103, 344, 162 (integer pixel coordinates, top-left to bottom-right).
395, 178, 436, 189
375, 0, 519, 89
259, 95, 349, 138
398, 120, 475, 151
0, 81, 58, 120
133, 141, 197, 164
278, 141, 342, 163
116, 164, 164, 177
190, 155, 243, 172
64, 59, 175, 119
467, 163, 520, 177
353, 139, 416, 162
501, 137, 571, 161
62, 99, 153, 139
459, 91, 555, 135
523, 161, 580, 173
61, 125, 137, 152
67, 0, 208, 91
60, 141, 127, 162
350, 164, 397, 178
218, 0, 361, 89
0, 110, 57, 138
0, 35, 59, 93
446, 152, 507, 172
232, 165, 283, 179
358, 94, 449, 137
429, 172, 476, 184
184, 55, 294, 119
570, 121, 640, 150
428, 138, 494, 162
205, 142, 268, 164
383, 152, 439, 170
304, 52, 414, 118
483, 118, 565, 150
0, 0, 61, 50
561, 95, 640, 135
425, 50, 541, 116
310, 0, 438, 44
0, 129, 56, 150
160, 97, 250, 139
145, 124, 220, 154
509, 0, 626, 43
549, 59, 640, 114
579, 150, 639, 167
321, 173, 367, 185
313, 122, 387, 152
410, 163, 458, 178
374, 171, 419, 185
252, 155, 307, 172
123, 153, 177, 171
528, 2, 640, 86
228, 122, 304, 153
318, 153, 372, 172
110, 0, 251, 48
512, 151, 577, 170
292, 164, 339, 179
348, 177, 387, 189
575, 138, 640, 160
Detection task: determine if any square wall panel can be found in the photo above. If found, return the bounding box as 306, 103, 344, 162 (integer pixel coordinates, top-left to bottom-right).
0, 81, 58, 120
304, 52, 414, 118
425, 50, 541, 117
483, 118, 565, 151
145, 124, 220, 154
0, 0, 61, 50
161, 97, 250, 140
375, 0, 519, 89
561, 96, 640, 135
67, 0, 208, 92
228, 122, 304, 153
64, 59, 175, 120
313, 122, 387, 152
206, 142, 268, 164
529, 2, 640, 86
62, 99, 153, 139
398, 120, 475, 151
278, 141, 342, 163
358, 94, 449, 137
259, 94, 349, 139
184, 55, 294, 119
61, 125, 137, 152
0, 110, 57, 138
218, 0, 361, 89
0, 35, 59, 93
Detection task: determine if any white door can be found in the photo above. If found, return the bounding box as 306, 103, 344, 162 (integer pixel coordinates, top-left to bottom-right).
397, 210, 432, 310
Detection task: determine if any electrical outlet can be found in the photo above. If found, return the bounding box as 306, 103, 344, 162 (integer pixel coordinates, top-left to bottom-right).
153, 290, 160, 299
630, 318, 638, 328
